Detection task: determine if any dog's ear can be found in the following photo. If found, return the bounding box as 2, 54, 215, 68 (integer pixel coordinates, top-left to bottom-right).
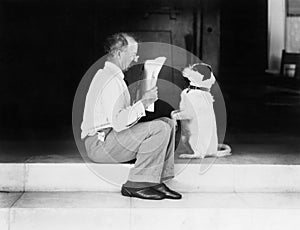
192, 63, 212, 81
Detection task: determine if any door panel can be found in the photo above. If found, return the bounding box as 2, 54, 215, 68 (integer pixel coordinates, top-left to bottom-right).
124, 31, 176, 119
97, 5, 195, 119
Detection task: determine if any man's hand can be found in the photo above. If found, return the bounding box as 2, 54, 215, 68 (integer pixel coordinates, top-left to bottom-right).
141, 86, 158, 109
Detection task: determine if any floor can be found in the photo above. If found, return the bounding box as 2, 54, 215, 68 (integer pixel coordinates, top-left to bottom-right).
0, 132, 299, 164
2, 191, 300, 230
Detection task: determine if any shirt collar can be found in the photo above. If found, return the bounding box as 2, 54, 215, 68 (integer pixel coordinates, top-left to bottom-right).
105, 61, 124, 79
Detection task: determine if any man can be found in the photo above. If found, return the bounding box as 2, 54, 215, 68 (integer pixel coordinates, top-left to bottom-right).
81, 33, 182, 200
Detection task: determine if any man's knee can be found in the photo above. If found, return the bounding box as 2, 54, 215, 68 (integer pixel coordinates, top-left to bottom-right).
149, 120, 171, 135
156, 117, 176, 129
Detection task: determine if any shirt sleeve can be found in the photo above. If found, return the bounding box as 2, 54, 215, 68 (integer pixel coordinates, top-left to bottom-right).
101, 78, 145, 132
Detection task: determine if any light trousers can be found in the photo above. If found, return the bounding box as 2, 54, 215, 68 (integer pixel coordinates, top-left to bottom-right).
84, 117, 175, 183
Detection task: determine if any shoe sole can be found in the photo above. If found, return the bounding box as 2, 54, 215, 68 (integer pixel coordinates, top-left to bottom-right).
164, 195, 182, 200
121, 187, 165, 200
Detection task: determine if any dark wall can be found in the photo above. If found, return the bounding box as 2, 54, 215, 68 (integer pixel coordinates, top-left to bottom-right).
0, 0, 197, 140
0, 0, 270, 140
220, 0, 268, 82
219, 0, 281, 135
0, 1, 99, 139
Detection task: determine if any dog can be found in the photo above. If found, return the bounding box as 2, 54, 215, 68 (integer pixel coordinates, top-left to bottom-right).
171, 63, 231, 159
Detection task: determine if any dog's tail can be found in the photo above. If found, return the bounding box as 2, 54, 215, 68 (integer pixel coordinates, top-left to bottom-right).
216, 143, 232, 157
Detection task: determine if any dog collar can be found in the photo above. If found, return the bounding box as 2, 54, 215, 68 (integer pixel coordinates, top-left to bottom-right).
187, 85, 210, 93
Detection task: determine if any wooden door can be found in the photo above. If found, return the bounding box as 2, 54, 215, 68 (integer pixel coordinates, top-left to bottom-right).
111, 7, 194, 119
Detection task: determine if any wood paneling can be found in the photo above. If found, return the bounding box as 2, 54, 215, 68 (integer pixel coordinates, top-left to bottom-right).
202, 0, 221, 76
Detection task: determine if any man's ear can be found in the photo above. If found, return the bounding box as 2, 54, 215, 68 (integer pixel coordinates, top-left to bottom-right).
116, 50, 122, 58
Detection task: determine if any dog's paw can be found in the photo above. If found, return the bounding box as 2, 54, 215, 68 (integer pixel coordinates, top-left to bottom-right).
179, 154, 203, 159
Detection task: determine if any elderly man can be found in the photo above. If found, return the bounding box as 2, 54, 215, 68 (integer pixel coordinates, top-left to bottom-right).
81, 33, 181, 200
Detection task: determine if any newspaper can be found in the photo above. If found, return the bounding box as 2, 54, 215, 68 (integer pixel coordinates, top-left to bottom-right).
141, 56, 166, 112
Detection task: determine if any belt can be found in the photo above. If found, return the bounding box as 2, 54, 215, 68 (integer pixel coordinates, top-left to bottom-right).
84, 127, 112, 141
187, 85, 210, 93
97, 127, 113, 135
96, 127, 113, 142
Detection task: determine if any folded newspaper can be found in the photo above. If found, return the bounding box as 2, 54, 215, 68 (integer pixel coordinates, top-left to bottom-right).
140, 56, 166, 112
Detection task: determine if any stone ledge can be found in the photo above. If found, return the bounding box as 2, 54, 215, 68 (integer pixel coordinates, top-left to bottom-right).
1, 162, 300, 192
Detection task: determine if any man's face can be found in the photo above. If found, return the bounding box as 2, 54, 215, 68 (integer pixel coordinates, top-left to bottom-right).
119, 41, 139, 71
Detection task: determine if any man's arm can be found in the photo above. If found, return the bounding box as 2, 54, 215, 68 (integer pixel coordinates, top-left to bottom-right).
101, 78, 146, 132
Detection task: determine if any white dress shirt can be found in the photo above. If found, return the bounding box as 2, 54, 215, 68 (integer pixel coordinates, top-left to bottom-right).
81, 61, 145, 139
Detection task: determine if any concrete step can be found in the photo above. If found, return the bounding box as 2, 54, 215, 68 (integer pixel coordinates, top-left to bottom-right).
1, 158, 300, 192
1, 138, 300, 192
2, 191, 300, 230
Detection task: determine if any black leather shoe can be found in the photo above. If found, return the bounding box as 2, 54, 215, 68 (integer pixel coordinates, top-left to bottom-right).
152, 183, 182, 199
121, 185, 166, 200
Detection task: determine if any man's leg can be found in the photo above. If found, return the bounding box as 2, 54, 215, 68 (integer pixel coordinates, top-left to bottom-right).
155, 117, 175, 182
85, 119, 172, 183
125, 119, 172, 184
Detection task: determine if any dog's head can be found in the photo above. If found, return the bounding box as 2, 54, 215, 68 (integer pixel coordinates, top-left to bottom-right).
182, 62, 212, 85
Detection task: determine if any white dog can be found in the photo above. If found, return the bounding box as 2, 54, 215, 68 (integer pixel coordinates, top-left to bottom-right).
171, 63, 231, 159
